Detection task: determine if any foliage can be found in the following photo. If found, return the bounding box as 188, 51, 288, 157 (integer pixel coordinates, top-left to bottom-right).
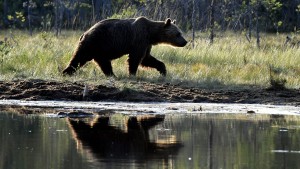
7, 11, 26, 28
0, 0, 299, 32
109, 5, 138, 19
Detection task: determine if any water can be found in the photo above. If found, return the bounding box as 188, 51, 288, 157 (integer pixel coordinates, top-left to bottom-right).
1, 111, 300, 169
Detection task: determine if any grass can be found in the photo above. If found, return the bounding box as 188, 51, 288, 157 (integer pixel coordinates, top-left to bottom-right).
0, 30, 299, 89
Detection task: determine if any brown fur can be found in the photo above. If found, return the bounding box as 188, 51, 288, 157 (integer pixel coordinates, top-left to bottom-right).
63, 17, 187, 77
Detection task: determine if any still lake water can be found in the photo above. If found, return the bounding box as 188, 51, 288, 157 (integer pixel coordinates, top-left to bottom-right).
1, 111, 300, 169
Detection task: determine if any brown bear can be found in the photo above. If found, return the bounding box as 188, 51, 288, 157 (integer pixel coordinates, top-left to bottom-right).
62, 17, 187, 77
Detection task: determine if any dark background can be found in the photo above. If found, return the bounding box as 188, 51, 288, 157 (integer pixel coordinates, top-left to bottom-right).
1, 0, 299, 33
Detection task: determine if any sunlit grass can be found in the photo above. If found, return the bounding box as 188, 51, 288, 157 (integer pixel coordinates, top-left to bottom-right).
0, 30, 299, 89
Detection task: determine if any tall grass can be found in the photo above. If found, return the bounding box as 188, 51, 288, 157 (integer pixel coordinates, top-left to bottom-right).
0, 30, 299, 89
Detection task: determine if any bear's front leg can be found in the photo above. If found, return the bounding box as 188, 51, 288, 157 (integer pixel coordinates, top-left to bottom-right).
141, 55, 166, 76
128, 50, 146, 76
140, 47, 166, 76
127, 57, 140, 76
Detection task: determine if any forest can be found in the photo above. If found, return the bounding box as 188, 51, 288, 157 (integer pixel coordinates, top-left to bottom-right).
1, 0, 300, 34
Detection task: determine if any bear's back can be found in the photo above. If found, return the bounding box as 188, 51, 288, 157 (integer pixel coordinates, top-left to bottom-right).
80, 19, 135, 55
89, 18, 136, 36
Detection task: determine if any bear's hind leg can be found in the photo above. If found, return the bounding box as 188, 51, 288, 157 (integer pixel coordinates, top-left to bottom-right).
94, 58, 115, 77
141, 55, 166, 76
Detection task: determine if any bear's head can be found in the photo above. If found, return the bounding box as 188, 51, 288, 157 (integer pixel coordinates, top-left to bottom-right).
161, 18, 187, 47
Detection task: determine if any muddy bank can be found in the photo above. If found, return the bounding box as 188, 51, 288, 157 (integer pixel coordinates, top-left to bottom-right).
0, 79, 299, 106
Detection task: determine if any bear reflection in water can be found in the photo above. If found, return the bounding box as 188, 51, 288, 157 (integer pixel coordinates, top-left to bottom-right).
68, 114, 182, 161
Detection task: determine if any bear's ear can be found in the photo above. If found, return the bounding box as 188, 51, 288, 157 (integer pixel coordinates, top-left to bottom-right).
165, 18, 172, 27
172, 20, 176, 24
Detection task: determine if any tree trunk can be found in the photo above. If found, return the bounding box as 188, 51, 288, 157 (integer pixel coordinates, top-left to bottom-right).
59, 2, 64, 34
27, 0, 32, 36
103, 0, 112, 18
91, 0, 95, 24
154, 1, 161, 20
192, 0, 196, 48
2, 0, 8, 27
54, 0, 63, 36
181, 0, 188, 31
55, 0, 59, 36
94, 0, 101, 20
209, 0, 215, 45
256, 0, 260, 48
246, 0, 252, 42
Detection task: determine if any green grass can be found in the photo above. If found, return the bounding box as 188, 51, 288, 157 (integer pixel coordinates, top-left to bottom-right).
0, 30, 299, 89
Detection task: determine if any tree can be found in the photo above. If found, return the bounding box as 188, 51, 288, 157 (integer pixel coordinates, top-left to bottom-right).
255, 0, 261, 48
23, 0, 37, 36
0, 0, 299, 33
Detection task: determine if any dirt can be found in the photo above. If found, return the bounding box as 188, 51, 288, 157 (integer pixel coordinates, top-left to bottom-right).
0, 79, 299, 106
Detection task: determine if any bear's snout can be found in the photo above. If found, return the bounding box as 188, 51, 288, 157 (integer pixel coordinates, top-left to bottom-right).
179, 39, 188, 47
174, 38, 188, 47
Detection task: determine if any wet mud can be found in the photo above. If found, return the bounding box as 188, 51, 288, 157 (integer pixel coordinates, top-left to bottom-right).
0, 79, 299, 106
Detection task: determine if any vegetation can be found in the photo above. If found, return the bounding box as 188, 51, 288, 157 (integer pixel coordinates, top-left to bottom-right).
1, 0, 300, 33
0, 30, 299, 89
